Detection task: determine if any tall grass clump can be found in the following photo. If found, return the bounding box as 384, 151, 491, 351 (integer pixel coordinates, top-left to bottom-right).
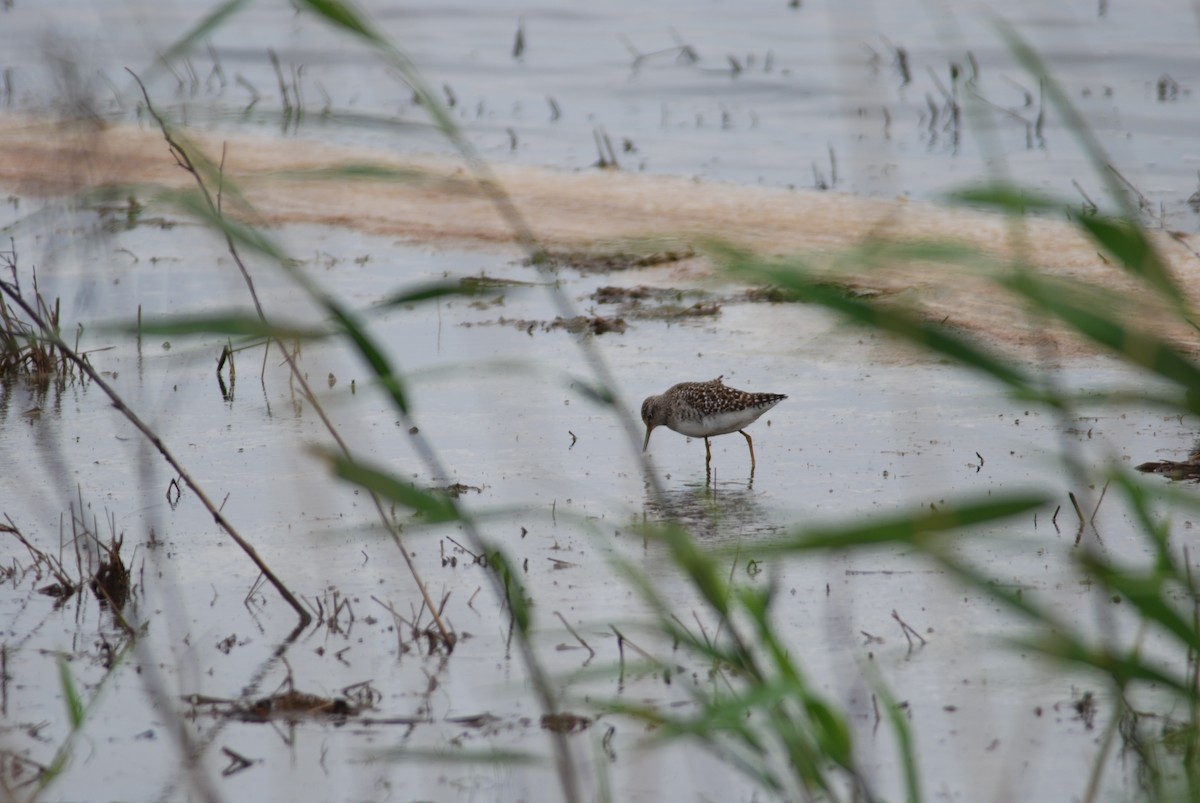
0, 241, 79, 387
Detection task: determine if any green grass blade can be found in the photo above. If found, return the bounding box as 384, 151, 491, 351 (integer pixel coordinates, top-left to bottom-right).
948, 182, 1066, 214
294, 0, 384, 44
58, 657, 84, 729
271, 163, 432, 182
1001, 271, 1200, 407
1011, 633, 1193, 697
570, 377, 616, 406
318, 450, 460, 523
756, 494, 1047, 553
490, 547, 532, 633
333, 309, 410, 413
862, 662, 923, 803
1076, 216, 1178, 297
110, 313, 328, 340
1080, 555, 1199, 650
375, 279, 493, 309
153, 0, 253, 73
163, 189, 287, 263
725, 254, 1046, 402
992, 17, 1181, 300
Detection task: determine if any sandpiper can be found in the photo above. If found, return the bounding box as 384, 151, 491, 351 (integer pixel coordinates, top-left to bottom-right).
641, 376, 786, 471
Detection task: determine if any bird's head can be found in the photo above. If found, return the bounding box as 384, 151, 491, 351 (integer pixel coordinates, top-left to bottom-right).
641, 395, 664, 451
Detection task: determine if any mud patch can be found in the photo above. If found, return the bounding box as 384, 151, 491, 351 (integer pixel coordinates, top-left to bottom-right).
3, 114, 1199, 360
591, 285, 720, 321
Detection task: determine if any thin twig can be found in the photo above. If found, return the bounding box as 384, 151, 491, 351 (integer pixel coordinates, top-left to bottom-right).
129, 69, 454, 640
554, 612, 596, 664
891, 609, 926, 650
0, 279, 310, 628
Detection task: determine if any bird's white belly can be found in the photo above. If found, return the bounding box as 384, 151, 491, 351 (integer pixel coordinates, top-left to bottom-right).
671, 408, 766, 438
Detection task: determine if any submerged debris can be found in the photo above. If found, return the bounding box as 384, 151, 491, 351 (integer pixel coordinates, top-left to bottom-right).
90, 535, 130, 611
540, 712, 591, 734
530, 246, 695, 274
443, 483, 483, 498
592, 285, 719, 320
185, 680, 381, 723
461, 315, 627, 335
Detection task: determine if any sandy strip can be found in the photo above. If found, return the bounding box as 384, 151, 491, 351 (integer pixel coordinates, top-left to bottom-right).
2, 113, 1198, 359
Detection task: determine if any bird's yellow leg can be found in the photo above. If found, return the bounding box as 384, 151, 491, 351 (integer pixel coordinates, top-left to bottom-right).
739, 429, 756, 470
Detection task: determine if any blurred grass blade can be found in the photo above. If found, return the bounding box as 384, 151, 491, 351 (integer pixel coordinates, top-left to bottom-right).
862, 662, 922, 803
641, 521, 731, 616
319, 451, 460, 523
112, 313, 327, 340
163, 189, 287, 263
993, 17, 1181, 301
1076, 216, 1179, 298
1011, 633, 1193, 696
725, 254, 1045, 402
992, 19, 1136, 220
757, 494, 1047, 553
58, 657, 84, 728
949, 182, 1065, 214
571, 377, 616, 406
376, 279, 492, 309
294, 0, 383, 44
803, 697, 853, 769
1001, 272, 1200, 409
332, 308, 410, 413
1080, 555, 1198, 649
273, 162, 431, 182
152, 0, 252, 74
490, 548, 531, 633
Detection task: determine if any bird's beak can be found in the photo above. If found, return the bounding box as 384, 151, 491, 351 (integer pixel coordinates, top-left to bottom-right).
642, 426, 652, 452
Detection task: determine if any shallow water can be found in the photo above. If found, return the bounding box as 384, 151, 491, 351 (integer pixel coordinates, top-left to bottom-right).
5, 0, 1200, 226
1, 218, 1193, 801
3, 2, 1200, 802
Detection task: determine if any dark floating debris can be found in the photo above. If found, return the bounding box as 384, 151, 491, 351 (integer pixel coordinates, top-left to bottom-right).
529, 246, 695, 274
442, 483, 483, 498
591, 285, 719, 320
540, 712, 591, 734
461, 315, 627, 336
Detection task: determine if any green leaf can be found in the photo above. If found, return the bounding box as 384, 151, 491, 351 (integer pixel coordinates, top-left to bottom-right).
154, 0, 253, 71
949, 183, 1066, 214
320, 451, 460, 523
58, 657, 84, 728
861, 663, 922, 803
163, 189, 287, 263
110, 313, 327, 340
758, 494, 1047, 553
725, 255, 1045, 402
490, 548, 531, 633
1001, 271, 1200, 408
1081, 557, 1198, 650
293, 0, 383, 44
804, 698, 853, 769
1011, 633, 1193, 696
272, 163, 431, 183
571, 378, 615, 406
1076, 216, 1178, 297
642, 522, 731, 616
375, 280, 490, 309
